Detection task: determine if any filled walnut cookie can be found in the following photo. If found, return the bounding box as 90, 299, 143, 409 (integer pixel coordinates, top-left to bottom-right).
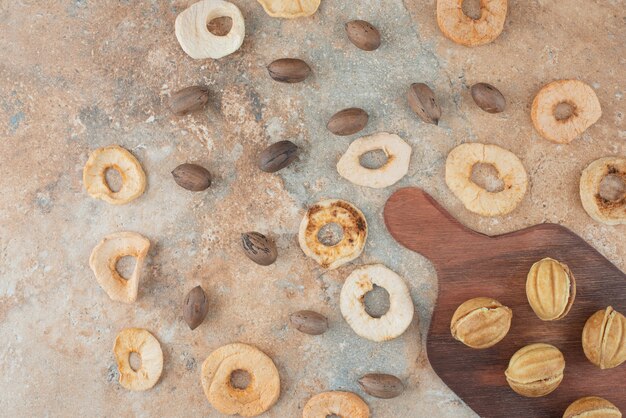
526, 258, 576, 321
303, 391, 369, 418
505, 343, 565, 397
563, 396, 622, 418
257, 0, 321, 18
450, 297, 512, 349
582, 306, 626, 370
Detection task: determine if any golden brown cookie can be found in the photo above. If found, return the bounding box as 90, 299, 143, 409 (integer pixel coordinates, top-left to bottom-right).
563, 396, 622, 418
580, 157, 626, 225
437, 0, 508, 47
201, 343, 280, 417
531, 80, 601, 144
257, 0, 321, 18
505, 343, 565, 397
582, 306, 626, 369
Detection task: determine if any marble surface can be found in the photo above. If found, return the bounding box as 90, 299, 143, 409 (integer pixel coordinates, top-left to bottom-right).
0, 0, 624, 416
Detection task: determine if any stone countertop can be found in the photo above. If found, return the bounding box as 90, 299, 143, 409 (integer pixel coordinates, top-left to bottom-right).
0, 0, 624, 416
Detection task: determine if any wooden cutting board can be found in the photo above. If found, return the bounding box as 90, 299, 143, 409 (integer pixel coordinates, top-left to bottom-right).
383, 187, 626, 418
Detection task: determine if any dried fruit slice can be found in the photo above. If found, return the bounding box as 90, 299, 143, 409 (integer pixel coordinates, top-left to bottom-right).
89, 231, 150, 303
113, 328, 163, 391
303, 391, 369, 418
83, 145, 146, 205
298, 199, 367, 270
337, 132, 412, 189
445, 143, 527, 216
175, 0, 245, 59
580, 157, 626, 225
340, 264, 415, 342
257, 0, 321, 18
531, 79, 601, 144
437, 0, 508, 47
201, 343, 280, 417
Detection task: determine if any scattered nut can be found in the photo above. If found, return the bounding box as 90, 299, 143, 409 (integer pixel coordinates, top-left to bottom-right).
526, 258, 576, 321
183, 286, 209, 330
241, 232, 278, 266
326, 108, 369, 136
290, 310, 328, 335
258, 140, 299, 173
172, 163, 212, 191
169, 86, 209, 116
582, 306, 626, 369
470, 83, 506, 113
407, 83, 441, 125
345, 20, 381, 51
563, 396, 622, 418
267, 58, 311, 83
505, 343, 565, 397
450, 297, 512, 349
358, 373, 404, 399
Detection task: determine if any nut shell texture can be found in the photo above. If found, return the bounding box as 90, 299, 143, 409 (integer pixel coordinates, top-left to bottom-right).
580, 157, 626, 225
450, 297, 512, 349
257, 0, 321, 18
505, 343, 565, 397
326, 107, 369, 136
113, 328, 163, 391
303, 391, 369, 418
89, 231, 150, 303
340, 264, 414, 342
175, 0, 245, 59
83, 145, 146, 205
437, 0, 508, 47
337, 132, 412, 189
345, 20, 381, 51
563, 396, 622, 418
582, 306, 626, 369
526, 258, 576, 321
298, 199, 367, 269
531, 79, 602, 144
445, 143, 528, 216
201, 343, 280, 417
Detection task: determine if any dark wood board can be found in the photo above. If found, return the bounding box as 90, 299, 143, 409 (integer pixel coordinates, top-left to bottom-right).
383, 187, 626, 418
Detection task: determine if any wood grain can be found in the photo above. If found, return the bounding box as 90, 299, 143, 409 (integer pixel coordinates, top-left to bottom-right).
383, 187, 626, 417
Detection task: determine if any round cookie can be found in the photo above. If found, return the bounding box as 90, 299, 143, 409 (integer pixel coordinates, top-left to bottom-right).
445, 142, 528, 216
201, 343, 280, 417
340, 264, 414, 342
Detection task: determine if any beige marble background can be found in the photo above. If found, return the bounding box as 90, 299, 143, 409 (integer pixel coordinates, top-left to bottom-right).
0, 0, 624, 416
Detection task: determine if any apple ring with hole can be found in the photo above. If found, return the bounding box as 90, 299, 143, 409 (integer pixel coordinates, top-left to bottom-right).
298, 199, 367, 270
257, 0, 321, 18
303, 391, 369, 418
175, 0, 245, 59
531, 80, 601, 144
340, 264, 414, 342
580, 157, 626, 225
445, 143, 528, 216
113, 328, 163, 391
437, 0, 508, 47
89, 231, 150, 303
83, 145, 146, 205
337, 132, 412, 189
201, 343, 280, 417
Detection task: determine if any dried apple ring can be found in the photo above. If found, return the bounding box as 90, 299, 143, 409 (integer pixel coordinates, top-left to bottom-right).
340, 264, 414, 342
175, 0, 245, 59
580, 157, 626, 225
83, 145, 146, 205
201, 343, 280, 417
303, 391, 369, 418
337, 132, 412, 189
298, 199, 367, 270
257, 0, 321, 18
113, 328, 163, 391
445, 143, 528, 216
531, 80, 602, 144
89, 231, 150, 303
437, 0, 508, 47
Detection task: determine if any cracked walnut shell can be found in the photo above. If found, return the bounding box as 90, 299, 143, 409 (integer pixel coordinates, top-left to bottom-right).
450, 297, 512, 349
582, 306, 626, 369
526, 258, 576, 321
505, 343, 565, 397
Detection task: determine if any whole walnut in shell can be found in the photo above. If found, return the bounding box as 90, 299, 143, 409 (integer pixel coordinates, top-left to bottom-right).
505, 343, 565, 397
582, 306, 626, 369
450, 297, 512, 349
526, 258, 576, 321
